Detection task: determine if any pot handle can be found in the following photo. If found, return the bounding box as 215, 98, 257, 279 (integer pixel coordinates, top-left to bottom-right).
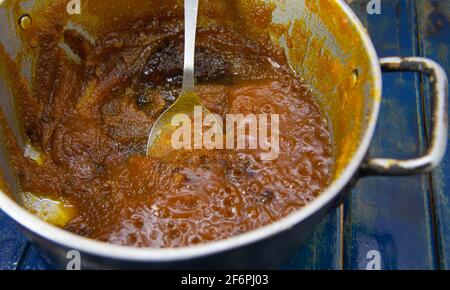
361, 57, 448, 175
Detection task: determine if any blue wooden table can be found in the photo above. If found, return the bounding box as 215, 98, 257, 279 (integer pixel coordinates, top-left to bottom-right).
0, 0, 449, 270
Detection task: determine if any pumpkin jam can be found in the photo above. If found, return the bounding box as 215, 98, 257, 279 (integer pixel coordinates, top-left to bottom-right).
1, 8, 334, 248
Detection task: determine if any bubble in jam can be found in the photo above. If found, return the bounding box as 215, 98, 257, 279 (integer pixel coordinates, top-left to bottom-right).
18, 14, 32, 30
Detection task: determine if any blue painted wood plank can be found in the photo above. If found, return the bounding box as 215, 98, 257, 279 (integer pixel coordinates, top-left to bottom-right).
344, 0, 437, 270
284, 207, 342, 270
0, 211, 28, 270
18, 244, 55, 270
416, 0, 450, 270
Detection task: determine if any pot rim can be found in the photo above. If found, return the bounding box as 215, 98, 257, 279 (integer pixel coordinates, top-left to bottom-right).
0, 0, 382, 263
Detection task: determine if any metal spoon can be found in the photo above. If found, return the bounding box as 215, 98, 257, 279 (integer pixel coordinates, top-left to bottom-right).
146, 0, 210, 158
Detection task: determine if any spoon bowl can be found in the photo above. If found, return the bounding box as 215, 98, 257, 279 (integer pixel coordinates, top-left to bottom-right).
146, 90, 209, 158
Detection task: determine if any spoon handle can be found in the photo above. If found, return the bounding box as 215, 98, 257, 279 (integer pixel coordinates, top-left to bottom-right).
182, 0, 199, 92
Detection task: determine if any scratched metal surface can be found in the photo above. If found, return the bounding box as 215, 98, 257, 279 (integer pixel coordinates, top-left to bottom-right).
0, 0, 448, 270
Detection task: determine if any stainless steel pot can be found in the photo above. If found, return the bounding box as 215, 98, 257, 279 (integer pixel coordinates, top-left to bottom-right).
0, 0, 447, 269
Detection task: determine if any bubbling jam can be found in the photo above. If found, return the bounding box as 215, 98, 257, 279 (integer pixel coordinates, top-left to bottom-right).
8, 13, 334, 248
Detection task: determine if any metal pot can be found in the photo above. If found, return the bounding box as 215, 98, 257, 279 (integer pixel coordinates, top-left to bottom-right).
0, 0, 447, 269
